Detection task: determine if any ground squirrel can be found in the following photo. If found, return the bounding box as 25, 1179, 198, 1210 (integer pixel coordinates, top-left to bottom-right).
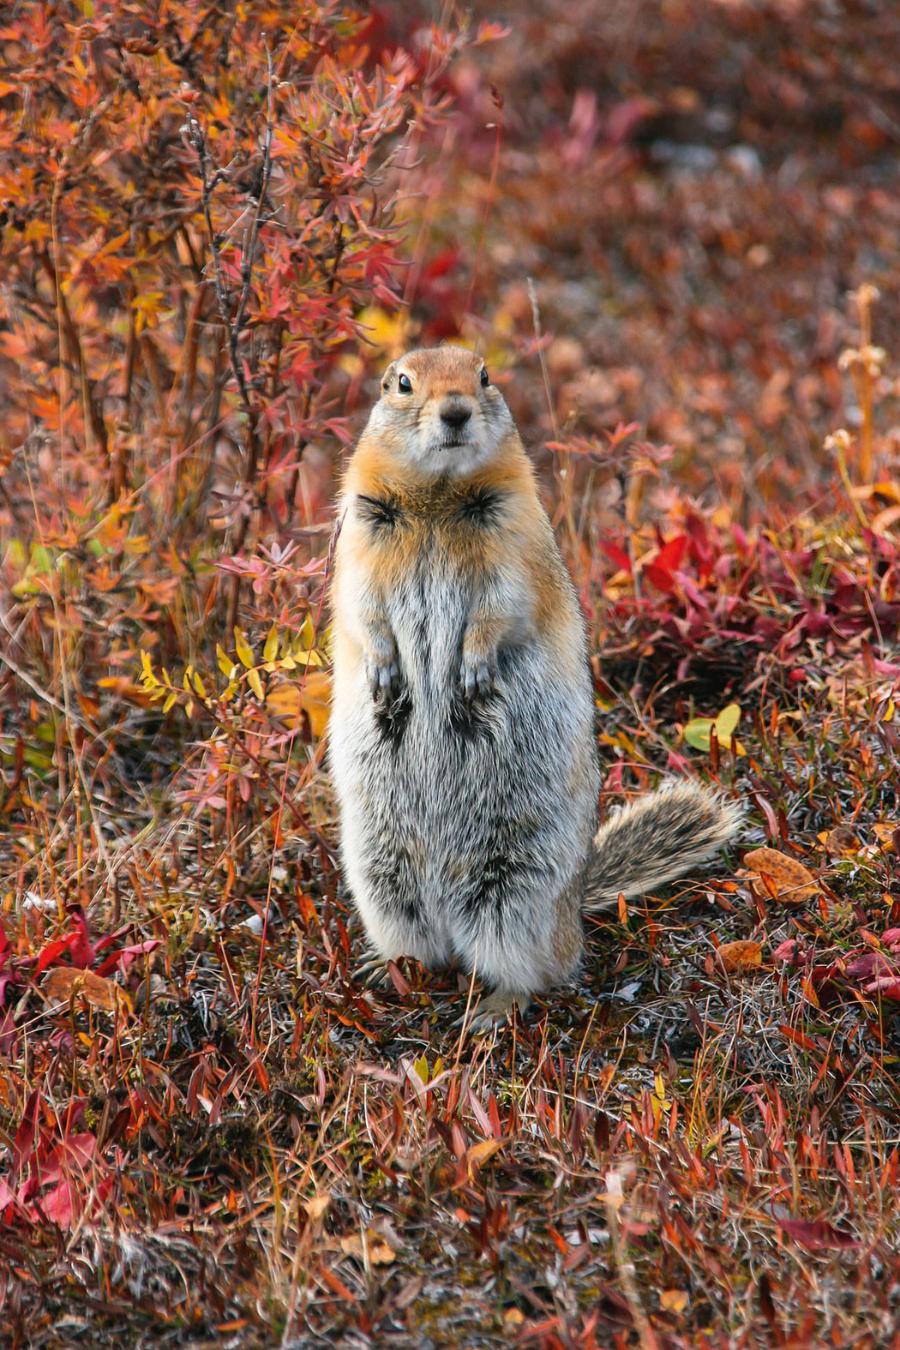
329, 346, 741, 1027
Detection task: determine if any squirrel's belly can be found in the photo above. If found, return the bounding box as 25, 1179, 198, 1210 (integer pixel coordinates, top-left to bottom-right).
331, 638, 597, 933
387, 566, 469, 699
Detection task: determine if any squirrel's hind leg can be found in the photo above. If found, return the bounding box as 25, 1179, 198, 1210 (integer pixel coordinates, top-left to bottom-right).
457, 876, 584, 1031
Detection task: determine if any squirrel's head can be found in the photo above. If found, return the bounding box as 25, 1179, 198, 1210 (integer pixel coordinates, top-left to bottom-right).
365, 345, 514, 477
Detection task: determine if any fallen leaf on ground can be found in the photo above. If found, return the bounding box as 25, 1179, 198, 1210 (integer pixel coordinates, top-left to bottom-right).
43, 968, 132, 1013
339, 1231, 396, 1264
778, 1217, 858, 1250
743, 848, 819, 903
718, 940, 763, 973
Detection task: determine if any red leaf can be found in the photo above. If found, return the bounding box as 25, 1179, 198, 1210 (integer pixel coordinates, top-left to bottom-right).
779, 1217, 858, 1250
655, 535, 689, 571
95, 939, 160, 978
645, 562, 677, 593
644, 537, 687, 593
34, 937, 75, 976
600, 539, 632, 573
67, 911, 96, 968
865, 976, 900, 1000
40, 1178, 79, 1228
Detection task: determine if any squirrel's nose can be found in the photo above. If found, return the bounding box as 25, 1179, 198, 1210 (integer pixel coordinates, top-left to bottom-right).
440, 399, 472, 430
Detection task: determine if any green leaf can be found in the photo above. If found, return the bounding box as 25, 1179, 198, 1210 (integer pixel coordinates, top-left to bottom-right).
683, 717, 714, 751
31, 544, 53, 574
684, 703, 745, 755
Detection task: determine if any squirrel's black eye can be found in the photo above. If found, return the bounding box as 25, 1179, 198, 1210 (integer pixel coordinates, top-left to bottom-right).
397, 373, 413, 394
480, 366, 490, 387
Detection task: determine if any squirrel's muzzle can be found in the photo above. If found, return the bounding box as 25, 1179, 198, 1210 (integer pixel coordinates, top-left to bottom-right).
439, 398, 473, 432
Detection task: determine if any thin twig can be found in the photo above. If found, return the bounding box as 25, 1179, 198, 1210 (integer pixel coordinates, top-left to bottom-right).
186, 42, 276, 638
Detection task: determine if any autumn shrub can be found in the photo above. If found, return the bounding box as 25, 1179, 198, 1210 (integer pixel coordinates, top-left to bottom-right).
0, 2, 498, 870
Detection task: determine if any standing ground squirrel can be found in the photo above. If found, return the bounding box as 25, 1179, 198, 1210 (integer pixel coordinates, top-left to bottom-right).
329, 346, 741, 1027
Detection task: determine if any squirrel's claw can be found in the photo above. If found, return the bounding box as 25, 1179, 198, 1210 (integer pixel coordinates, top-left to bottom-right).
456, 988, 529, 1034
354, 955, 393, 988
366, 654, 402, 703
460, 652, 497, 702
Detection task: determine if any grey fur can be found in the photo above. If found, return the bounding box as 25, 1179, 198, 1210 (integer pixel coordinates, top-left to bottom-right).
329, 510, 599, 998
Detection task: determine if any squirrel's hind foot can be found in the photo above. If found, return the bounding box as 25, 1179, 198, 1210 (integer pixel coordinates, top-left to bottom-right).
354, 955, 395, 989
459, 987, 532, 1034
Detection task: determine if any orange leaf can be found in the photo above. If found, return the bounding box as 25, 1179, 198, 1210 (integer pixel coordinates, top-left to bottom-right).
743, 847, 819, 904
660, 1289, 689, 1313
43, 967, 131, 1013
320, 1266, 356, 1302
339, 1231, 396, 1265
267, 671, 331, 737
718, 940, 763, 973
466, 1137, 505, 1178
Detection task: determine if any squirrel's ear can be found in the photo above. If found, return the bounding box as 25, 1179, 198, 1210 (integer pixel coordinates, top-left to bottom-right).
380, 361, 396, 393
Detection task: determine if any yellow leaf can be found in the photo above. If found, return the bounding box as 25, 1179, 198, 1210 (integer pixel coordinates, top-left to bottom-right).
263, 626, 279, 663
412, 1054, 429, 1085
356, 305, 413, 359
234, 627, 255, 669
192, 670, 207, 699
873, 823, 899, 852
267, 672, 331, 737
247, 668, 264, 700
714, 702, 741, 743
162, 691, 178, 714
295, 615, 316, 652
216, 644, 236, 678
685, 702, 745, 754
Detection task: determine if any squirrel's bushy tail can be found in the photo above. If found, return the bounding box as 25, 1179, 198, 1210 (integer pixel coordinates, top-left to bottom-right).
582, 781, 742, 913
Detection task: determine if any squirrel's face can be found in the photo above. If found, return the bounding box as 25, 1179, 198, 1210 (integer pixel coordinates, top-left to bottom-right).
365, 346, 514, 477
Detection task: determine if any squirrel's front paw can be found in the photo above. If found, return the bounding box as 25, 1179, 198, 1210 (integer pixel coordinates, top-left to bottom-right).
365, 637, 402, 703
460, 650, 497, 702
